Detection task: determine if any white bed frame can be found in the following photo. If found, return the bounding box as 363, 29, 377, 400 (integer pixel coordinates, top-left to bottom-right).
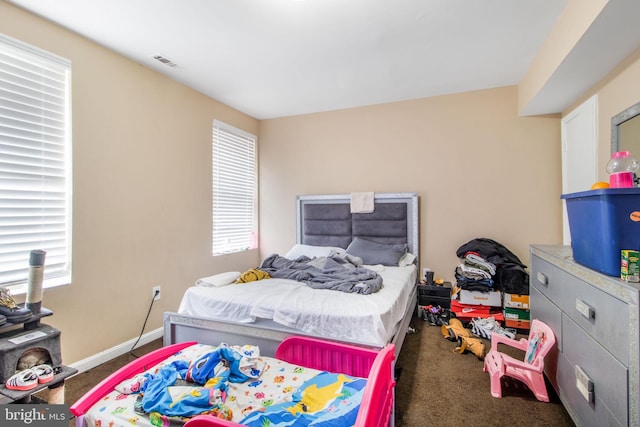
163, 192, 419, 358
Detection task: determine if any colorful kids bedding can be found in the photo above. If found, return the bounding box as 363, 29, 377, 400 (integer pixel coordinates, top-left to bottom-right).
71, 337, 396, 427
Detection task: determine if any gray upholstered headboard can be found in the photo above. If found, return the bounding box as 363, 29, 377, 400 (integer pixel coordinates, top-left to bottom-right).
296, 193, 419, 261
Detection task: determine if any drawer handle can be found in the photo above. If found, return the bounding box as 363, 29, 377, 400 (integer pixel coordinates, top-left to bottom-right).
575, 299, 595, 319
536, 272, 548, 286
575, 365, 594, 403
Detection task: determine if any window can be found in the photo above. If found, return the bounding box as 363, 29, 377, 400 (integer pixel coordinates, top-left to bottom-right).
0, 34, 72, 291
212, 120, 257, 255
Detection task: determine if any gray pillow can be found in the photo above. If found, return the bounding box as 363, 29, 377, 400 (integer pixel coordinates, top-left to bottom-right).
346, 237, 408, 266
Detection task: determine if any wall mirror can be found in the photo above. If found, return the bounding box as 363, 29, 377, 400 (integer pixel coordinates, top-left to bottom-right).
611, 100, 640, 156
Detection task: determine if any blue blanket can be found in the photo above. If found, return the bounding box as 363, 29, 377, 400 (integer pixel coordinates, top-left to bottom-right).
139, 347, 259, 418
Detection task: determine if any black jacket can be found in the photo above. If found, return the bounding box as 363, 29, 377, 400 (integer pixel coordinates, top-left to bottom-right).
456, 238, 530, 295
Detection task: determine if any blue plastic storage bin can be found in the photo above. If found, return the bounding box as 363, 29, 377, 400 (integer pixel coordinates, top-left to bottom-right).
561, 188, 640, 276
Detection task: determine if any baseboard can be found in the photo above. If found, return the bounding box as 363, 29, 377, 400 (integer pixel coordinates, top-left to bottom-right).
70, 327, 163, 374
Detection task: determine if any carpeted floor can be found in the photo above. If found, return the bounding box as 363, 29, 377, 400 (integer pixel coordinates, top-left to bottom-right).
394, 315, 575, 426
61, 315, 575, 426
52, 341, 164, 427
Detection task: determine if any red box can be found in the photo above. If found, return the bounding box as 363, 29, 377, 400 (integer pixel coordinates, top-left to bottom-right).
450, 300, 504, 321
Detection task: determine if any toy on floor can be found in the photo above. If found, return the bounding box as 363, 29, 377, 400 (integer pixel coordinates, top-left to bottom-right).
483, 319, 556, 401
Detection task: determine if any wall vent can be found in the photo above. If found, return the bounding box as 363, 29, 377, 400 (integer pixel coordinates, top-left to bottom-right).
152, 55, 178, 68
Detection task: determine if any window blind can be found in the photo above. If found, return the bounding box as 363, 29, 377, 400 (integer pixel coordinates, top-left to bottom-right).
212, 120, 257, 255
0, 34, 72, 289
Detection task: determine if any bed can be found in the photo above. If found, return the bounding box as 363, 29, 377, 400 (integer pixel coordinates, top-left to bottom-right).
70, 336, 396, 427
164, 192, 419, 358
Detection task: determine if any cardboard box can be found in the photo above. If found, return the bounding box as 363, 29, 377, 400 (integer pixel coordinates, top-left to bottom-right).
504, 307, 530, 320
504, 307, 530, 329
450, 300, 504, 321
458, 289, 502, 307
504, 318, 531, 329
503, 293, 530, 310
621, 250, 640, 282
451, 299, 491, 315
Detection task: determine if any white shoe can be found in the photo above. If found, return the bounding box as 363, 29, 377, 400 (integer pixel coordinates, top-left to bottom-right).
6, 369, 38, 391
471, 317, 516, 340
33, 364, 54, 384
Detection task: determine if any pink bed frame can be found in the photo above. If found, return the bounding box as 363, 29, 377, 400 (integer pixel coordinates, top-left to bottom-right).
70, 336, 396, 427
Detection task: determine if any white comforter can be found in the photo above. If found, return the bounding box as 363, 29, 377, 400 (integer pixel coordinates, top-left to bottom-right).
178, 264, 417, 347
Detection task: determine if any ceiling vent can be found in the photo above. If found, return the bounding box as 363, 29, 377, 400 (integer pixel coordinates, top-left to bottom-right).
152, 55, 178, 68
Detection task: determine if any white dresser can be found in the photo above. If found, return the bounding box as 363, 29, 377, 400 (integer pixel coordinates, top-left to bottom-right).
530, 245, 640, 427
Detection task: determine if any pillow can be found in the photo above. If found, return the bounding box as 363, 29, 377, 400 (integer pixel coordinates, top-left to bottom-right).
284, 244, 346, 260
398, 251, 416, 267
346, 237, 408, 266
195, 271, 241, 287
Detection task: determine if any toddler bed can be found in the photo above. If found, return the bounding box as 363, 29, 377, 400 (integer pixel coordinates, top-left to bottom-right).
165, 193, 419, 358
70, 336, 396, 427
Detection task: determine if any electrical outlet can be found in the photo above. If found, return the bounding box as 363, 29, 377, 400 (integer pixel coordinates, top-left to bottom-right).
422, 267, 431, 279
152, 286, 161, 301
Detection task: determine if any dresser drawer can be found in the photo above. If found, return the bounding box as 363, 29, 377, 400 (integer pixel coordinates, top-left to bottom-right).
561, 316, 628, 426
557, 353, 623, 427
561, 273, 630, 366
531, 256, 565, 303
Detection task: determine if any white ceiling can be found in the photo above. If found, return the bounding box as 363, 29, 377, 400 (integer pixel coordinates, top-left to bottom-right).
6, 0, 637, 119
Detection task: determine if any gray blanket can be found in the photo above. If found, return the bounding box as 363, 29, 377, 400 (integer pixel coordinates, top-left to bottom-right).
259, 253, 383, 294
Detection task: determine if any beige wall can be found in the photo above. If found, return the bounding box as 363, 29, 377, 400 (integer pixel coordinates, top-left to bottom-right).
259, 87, 563, 282
564, 47, 640, 178
0, 2, 260, 363
13, 0, 637, 366
519, 0, 608, 114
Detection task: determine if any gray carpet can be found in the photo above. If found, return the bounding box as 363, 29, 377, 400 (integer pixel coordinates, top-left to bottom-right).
61, 315, 575, 426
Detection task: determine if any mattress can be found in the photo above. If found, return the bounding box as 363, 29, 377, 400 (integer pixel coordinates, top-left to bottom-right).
178, 264, 417, 348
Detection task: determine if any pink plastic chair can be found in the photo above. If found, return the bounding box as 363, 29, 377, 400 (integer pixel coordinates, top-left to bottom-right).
483, 319, 556, 402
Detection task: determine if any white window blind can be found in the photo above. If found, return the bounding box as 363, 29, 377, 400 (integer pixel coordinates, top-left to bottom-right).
212, 120, 257, 255
0, 34, 72, 290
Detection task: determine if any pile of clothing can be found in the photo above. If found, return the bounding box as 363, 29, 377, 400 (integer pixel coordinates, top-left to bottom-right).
116, 344, 265, 423
455, 251, 496, 292
455, 238, 530, 295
